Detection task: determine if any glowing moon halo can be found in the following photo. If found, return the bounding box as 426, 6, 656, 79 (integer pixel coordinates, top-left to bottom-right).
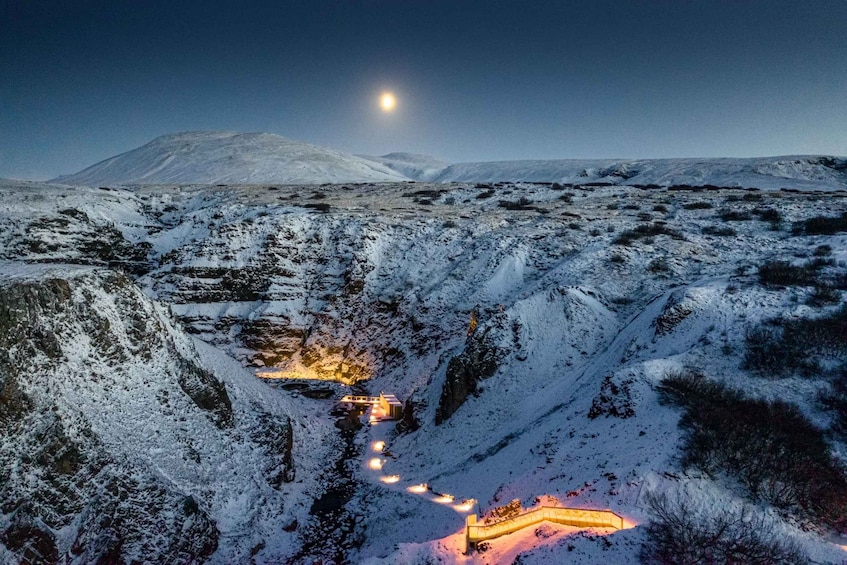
380, 92, 396, 112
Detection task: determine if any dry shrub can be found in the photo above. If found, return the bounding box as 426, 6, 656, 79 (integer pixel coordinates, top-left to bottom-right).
641, 491, 806, 565
658, 370, 847, 531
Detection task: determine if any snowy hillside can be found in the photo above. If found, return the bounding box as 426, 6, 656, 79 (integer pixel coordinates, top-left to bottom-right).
2, 178, 847, 563
52, 131, 409, 186
50, 130, 847, 191
0, 263, 335, 563
430, 156, 847, 190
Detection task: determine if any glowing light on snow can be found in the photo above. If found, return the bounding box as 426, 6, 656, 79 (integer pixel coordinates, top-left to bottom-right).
380, 474, 400, 484
372, 440, 385, 452
407, 483, 428, 494
380, 92, 396, 112
433, 494, 455, 504
255, 368, 319, 380
453, 499, 475, 512
368, 458, 383, 470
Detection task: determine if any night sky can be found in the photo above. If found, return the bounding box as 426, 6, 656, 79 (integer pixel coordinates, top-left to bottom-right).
2, 0, 846, 179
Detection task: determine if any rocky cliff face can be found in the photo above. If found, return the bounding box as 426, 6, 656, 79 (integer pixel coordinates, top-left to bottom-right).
147, 202, 466, 386
436, 311, 505, 425
0, 266, 297, 563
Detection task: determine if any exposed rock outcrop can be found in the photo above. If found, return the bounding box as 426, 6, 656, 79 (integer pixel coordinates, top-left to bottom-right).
7, 207, 151, 274
654, 290, 694, 337
436, 331, 502, 425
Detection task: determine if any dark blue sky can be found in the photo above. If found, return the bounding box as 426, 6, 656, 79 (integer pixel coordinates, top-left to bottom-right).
2, 0, 846, 179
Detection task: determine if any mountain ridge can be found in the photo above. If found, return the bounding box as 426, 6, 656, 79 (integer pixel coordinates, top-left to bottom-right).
51, 131, 847, 190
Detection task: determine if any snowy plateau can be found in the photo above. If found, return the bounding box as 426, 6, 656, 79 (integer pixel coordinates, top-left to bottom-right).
1, 134, 847, 564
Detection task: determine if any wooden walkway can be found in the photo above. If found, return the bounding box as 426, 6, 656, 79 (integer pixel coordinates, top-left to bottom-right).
466, 506, 624, 552
339, 394, 381, 404
340, 392, 403, 419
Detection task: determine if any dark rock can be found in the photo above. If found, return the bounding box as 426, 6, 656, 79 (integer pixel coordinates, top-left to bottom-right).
1, 521, 58, 565
436, 332, 502, 425
300, 388, 334, 399
334, 410, 364, 432
175, 358, 234, 429
654, 291, 694, 336
588, 375, 636, 419
395, 398, 421, 434
251, 413, 295, 487
282, 520, 298, 532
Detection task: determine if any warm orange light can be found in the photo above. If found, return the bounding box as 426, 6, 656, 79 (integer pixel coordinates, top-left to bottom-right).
368, 458, 383, 470
381, 475, 400, 484
621, 517, 638, 530
408, 483, 428, 494
453, 499, 475, 512
433, 494, 455, 504
373, 441, 385, 452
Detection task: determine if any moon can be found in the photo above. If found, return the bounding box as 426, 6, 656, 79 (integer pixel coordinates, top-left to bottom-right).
380, 92, 396, 112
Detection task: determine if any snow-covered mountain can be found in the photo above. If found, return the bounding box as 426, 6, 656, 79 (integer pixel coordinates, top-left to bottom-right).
51, 130, 847, 190
52, 131, 409, 186
3, 177, 847, 562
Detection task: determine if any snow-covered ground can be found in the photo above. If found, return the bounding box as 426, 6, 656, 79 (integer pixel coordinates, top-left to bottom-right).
2, 177, 847, 563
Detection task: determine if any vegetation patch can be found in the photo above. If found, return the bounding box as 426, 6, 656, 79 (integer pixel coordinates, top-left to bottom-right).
300, 202, 331, 213
752, 206, 782, 228
743, 305, 847, 377
757, 257, 837, 287
701, 225, 736, 236
657, 370, 847, 530
642, 491, 805, 565
717, 209, 752, 222
819, 366, 847, 437
646, 257, 671, 275
682, 201, 712, 210
792, 211, 847, 235
808, 284, 841, 306
814, 244, 833, 257
613, 223, 684, 246
498, 197, 537, 211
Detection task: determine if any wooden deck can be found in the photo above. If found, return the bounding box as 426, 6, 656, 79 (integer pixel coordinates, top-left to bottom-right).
466, 506, 624, 552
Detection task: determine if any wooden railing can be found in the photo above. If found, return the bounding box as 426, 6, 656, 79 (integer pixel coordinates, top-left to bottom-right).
339, 395, 380, 404
466, 506, 624, 551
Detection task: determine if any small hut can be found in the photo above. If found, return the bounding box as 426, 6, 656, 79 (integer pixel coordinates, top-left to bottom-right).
379, 393, 403, 420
